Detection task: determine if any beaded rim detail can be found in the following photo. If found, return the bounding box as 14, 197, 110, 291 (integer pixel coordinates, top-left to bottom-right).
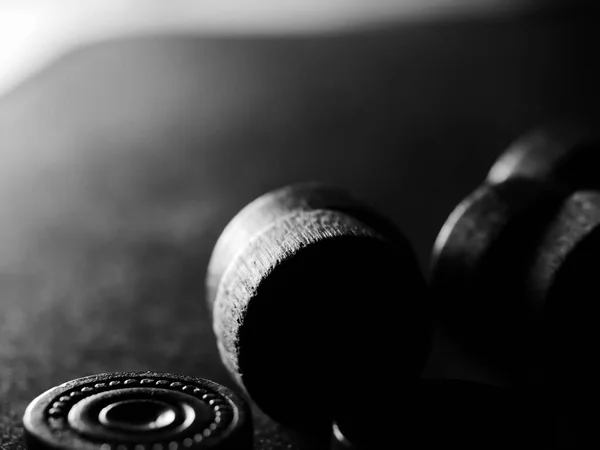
45, 375, 235, 450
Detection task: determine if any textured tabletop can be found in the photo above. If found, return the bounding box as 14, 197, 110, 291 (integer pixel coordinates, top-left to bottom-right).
1, 8, 598, 449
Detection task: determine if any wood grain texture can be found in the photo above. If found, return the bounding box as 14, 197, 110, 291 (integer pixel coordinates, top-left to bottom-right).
206, 183, 395, 311
206, 182, 419, 311
212, 205, 430, 430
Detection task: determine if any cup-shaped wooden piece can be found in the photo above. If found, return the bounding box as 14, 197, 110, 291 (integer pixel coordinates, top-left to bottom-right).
487, 122, 600, 190
430, 178, 568, 383
206, 183, 431, 430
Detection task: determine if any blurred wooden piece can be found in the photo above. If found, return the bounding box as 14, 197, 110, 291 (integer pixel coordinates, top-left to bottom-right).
487, 122, 600, 188
431, 178, 567, 383
432, 156, 600, 446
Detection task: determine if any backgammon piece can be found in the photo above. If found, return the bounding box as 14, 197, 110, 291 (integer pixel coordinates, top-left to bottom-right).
430, 177, 568, 383
482, 189, 600, 449
534, 191, 600, 448
23, 372, 252, 450
487, 123, 600, 189
207, 183, 431, 431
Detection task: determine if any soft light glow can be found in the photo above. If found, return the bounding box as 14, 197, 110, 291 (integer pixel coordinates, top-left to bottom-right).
0, 8, 43, 93
0, 0, 541, 97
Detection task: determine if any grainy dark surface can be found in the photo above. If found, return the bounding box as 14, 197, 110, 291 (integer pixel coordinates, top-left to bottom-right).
1, 8, 599, 449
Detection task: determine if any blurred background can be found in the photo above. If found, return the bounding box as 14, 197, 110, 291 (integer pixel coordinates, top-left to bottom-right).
0, 0, 583, 97
0, 0, 598, 447
1, 0, 596, 271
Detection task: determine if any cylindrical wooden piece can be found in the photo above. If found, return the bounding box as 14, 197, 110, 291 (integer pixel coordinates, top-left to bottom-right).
433, 175, 600, 392
487, 123, 600, 189
430, 178, 568, 383
206, 183, 431, 430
